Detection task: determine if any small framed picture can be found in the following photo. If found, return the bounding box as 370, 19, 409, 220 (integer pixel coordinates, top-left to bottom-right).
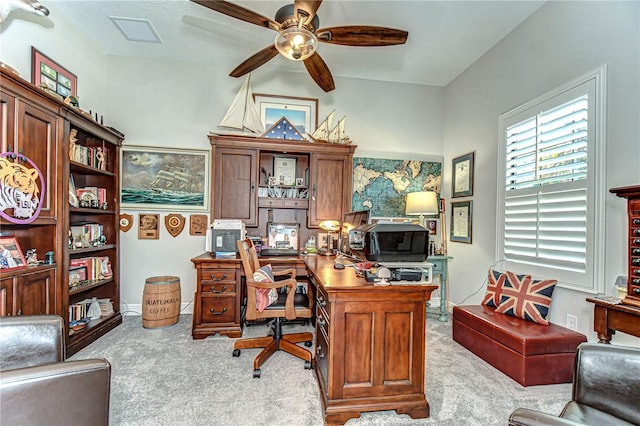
452, 151, 475, 198
295, 178, 304, 186
426, 219, 439, 235
268, 176, 277, 186
450, 201, 473, 243
0, 236, 27, 271
31, 47, 77, 98
138, 213, 160, 240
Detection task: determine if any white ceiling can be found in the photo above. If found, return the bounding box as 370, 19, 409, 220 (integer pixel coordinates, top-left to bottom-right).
48, 0, 545, 87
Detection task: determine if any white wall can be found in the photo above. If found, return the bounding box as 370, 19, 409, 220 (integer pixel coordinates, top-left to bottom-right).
442, 1, 640, 346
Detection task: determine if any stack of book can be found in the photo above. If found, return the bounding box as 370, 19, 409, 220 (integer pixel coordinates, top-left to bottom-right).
69, 256, 112, 281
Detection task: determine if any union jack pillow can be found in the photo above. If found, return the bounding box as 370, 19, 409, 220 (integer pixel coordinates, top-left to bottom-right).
481, 269, 530, 308
495, 276, 557, 325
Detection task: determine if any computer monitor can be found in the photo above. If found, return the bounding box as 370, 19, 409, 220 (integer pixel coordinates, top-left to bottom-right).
340, 209, 370, 255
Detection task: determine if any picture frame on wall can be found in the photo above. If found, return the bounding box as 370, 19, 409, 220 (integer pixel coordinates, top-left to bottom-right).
121, 146, 210, 211
254, 94, 318, 136
452, 151, 475, 198
0, 236, 27, 271
31, 47, 77, 98
450, 201, 473, 243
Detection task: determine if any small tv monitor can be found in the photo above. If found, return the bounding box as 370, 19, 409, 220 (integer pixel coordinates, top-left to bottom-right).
340, 209, 370, 255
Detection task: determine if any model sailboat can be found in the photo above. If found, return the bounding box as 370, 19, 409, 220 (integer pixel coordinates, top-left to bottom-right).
211, 74, 265, 136
309, 110, 334, 142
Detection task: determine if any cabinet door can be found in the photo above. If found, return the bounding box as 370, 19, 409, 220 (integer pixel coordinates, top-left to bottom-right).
309, 153, 351, 227
0, 276, 15, 316
15, 99, 60, 218
214, 148, 257, 226
0, 91, 16, 152
15, 269, 55, 316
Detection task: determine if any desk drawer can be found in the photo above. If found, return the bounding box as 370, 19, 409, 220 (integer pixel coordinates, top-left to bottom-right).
200, 296, 236, 323
200, 268, 236, 283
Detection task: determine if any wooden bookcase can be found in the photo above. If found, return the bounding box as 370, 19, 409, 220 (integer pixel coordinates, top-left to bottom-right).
611, 184, 640, 306
0, 68, 123, 355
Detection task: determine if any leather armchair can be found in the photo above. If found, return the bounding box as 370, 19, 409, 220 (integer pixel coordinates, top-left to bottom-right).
509, 342, 640, 426
0, 315, 111, 426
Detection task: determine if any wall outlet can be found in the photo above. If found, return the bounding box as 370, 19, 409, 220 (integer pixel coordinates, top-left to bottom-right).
566, 314, 578, 331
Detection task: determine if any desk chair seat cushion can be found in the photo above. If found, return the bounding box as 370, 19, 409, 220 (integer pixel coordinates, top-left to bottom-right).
266, 291, 310, 311
253, 264, 278, 312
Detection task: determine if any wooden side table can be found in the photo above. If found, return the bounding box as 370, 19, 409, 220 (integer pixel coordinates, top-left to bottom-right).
586, 297, 640, 343
427, 255, 453, 322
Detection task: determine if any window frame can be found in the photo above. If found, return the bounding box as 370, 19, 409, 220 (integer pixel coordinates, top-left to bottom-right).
496, 65, 607, 293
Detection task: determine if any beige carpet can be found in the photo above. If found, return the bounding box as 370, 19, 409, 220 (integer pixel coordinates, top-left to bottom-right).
72, 314, 570, 425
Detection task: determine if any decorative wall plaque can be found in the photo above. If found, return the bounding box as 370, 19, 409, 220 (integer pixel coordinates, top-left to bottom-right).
0, 152, 45, 224
165, 214, 185, 237
119, 214, 133, 232
190, 214, 208, 236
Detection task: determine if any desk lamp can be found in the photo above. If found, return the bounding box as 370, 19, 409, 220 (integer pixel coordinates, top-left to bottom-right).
405, 191, 439, 227
319, 219, 341, 256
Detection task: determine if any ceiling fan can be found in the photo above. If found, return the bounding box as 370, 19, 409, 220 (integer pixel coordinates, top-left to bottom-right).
191, 0, 408, 92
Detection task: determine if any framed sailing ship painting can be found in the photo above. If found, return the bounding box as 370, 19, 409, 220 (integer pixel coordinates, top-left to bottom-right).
120, 146, 210, 211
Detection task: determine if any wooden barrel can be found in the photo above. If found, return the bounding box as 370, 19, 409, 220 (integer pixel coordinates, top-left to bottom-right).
142, 276, 181, 328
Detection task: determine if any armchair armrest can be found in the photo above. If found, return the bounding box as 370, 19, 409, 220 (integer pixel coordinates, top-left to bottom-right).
0, 358, 111, 426
272, 267, 296, 278
509, 408, 584, 426
0, 315, 65, 370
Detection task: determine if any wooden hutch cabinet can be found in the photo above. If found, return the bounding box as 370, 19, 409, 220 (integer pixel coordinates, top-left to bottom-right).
1, 68, 123, 355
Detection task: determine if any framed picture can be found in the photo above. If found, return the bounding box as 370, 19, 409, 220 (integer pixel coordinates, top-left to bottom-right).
138, 213, 160, 240
121, 146, 210, 211
295, 178, 304, 186
31, 47, 77, 98
254, 94, 318, 135
452, 152, 475, 198
450, 201, 473, 243
426, 219, 439, 235
0, 236, 27, 271
273, 157, 297, 186
267, 223, 299, 249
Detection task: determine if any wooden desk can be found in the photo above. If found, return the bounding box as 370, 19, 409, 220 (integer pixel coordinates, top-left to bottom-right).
586, 298, 640, 343
306, 255, 437, 425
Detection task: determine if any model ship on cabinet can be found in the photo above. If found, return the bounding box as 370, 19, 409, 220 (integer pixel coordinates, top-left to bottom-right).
310, 110, 351, 145
212, 74, 265, 136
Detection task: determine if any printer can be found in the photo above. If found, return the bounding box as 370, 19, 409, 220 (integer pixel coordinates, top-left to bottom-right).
206, 220, 245, 254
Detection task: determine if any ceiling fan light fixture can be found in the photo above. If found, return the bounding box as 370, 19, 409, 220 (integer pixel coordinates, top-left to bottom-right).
275, 27, 317, 61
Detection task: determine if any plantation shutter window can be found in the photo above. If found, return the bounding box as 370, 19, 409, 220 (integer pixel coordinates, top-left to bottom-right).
497, 67, 606, 292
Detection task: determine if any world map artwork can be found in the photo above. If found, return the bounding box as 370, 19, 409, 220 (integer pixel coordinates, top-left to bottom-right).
352, 157, 442, 217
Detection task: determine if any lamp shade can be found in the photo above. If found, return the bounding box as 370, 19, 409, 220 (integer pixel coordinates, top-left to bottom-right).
405, 191, 439, 216
318, 220, 341, 232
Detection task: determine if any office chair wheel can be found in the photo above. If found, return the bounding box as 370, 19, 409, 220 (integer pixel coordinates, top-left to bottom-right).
253, 368, 261, 378
304, 361, 312, 370
304, 341, 312, 347
232, 349, 240, 357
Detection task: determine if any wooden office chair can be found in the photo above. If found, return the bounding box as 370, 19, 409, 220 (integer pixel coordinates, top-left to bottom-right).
233, 239, 313, 378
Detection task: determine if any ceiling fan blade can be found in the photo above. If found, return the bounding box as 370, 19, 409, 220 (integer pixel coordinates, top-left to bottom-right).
229, 45, 279, 78
294, 0, 322, 26
304, 53, 335, 92
317, 26, 408, 46
190, 0, 280, 31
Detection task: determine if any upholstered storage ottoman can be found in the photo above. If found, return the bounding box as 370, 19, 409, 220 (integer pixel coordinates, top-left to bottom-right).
452, 304, 587, 386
